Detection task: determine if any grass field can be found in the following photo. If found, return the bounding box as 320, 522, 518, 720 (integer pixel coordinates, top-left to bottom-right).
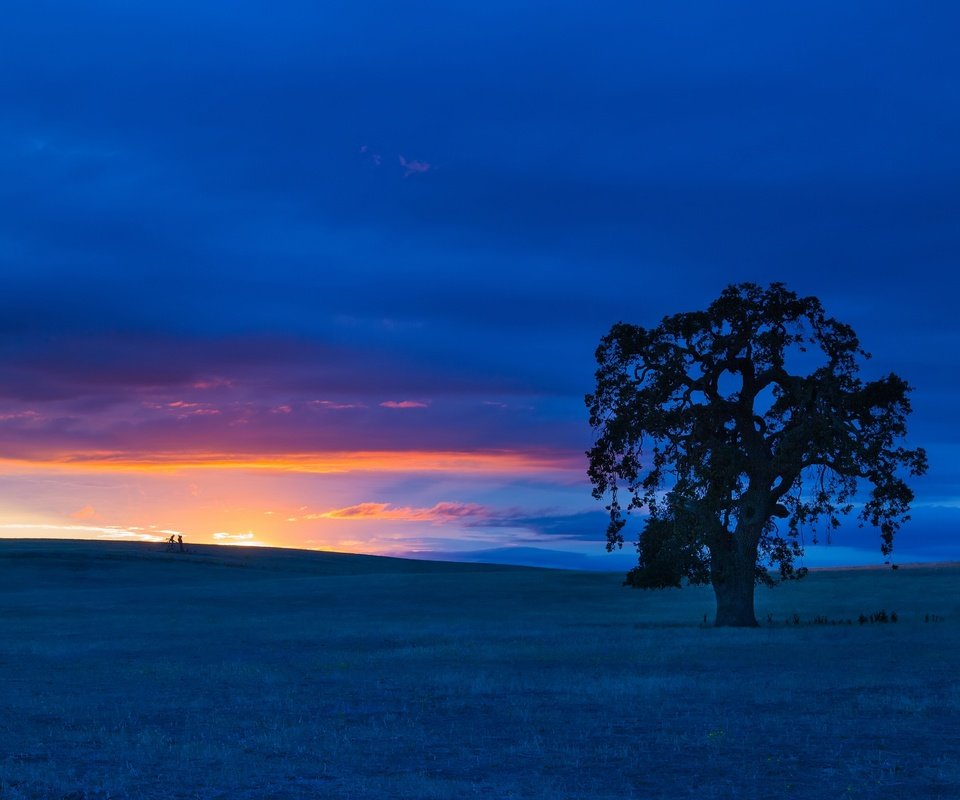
1, 540, 958, 799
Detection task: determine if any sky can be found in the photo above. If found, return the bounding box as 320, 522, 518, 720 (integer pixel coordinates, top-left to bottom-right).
1, 1, 958, 569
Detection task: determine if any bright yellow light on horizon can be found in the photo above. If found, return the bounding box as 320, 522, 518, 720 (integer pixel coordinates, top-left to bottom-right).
0, 448, 584, 557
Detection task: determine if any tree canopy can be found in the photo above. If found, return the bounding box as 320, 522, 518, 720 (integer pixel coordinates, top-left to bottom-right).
586, 283, 927, 626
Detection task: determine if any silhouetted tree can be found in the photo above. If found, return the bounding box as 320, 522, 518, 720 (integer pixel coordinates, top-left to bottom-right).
586, 283, 927, 627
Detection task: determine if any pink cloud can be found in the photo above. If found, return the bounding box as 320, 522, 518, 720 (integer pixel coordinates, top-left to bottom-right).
164, 400, 221, 418
309, 501, 490, 523
379, 400, 429, 409
399, 155, 431, 177
192, 377, 235, 390
0, 410, 43, 422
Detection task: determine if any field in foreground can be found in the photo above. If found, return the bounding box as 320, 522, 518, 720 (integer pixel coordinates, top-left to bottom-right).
1, 540, 958, 799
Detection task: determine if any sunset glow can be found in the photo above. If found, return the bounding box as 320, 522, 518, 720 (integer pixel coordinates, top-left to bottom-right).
0, 442, 610, 561
0, 449, 582, 476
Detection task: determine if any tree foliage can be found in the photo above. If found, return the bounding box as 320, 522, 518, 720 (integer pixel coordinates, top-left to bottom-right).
586, 283, 927, 623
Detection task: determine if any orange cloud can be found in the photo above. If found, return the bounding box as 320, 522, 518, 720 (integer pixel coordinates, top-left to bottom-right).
70, 504, 98, 520
0, 449, 583, 476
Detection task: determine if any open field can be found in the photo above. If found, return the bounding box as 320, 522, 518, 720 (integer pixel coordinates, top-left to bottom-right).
1, 540, 958, 799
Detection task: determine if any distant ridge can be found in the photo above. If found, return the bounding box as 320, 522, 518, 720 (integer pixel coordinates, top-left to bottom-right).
0, 538, 544, 577
807, 560, 960, 572
405, 546, 630, 571
1, 538, 953, 578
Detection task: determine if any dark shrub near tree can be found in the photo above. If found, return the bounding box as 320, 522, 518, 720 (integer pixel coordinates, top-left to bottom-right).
586, 283, 927, 627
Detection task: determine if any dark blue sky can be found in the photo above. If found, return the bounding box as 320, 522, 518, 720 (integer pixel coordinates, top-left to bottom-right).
1, 2, 957, 566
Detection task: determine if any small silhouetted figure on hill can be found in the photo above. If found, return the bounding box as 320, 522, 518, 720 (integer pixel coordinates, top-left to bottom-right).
165, 534, 177, 552
177, 535, 184, 553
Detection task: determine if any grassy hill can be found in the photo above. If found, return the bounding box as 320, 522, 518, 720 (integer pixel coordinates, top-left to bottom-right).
1, 539, 958, 799
0, 538, 532, 590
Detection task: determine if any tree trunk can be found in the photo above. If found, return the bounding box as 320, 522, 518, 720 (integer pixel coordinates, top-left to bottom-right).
712, 570, 758, 627
710, 533, 759, 627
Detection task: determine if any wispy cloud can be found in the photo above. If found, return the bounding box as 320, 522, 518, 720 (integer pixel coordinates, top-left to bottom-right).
0, 522, 166, 542
144, 400, 222, 418
359, 144, 382, 166
192, 377, 235, 390
290, 503, 607, 544
399, 155, 431, 177
310, 400, 367, 410
0, 410, 43, 422
469, 509, 610, 542
212, 531, 263, 545
299, 501, 489, 523
379, 400, 429, 409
